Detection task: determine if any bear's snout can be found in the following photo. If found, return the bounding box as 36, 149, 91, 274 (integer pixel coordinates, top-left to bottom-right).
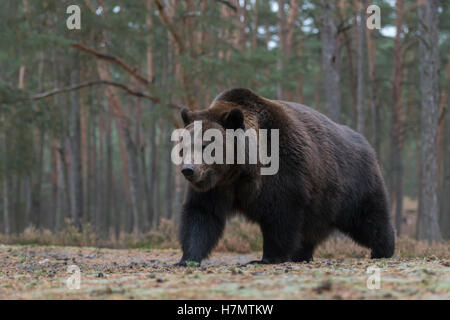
181, 165, 195, 179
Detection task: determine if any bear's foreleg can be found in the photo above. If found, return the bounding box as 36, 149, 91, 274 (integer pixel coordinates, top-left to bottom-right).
176, 206, 226, 266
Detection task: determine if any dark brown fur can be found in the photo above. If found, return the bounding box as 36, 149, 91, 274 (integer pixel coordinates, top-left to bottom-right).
177, 88, 395, 265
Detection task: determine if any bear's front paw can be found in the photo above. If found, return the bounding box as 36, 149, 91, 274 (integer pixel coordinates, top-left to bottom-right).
173, 260, 201, 267
245, 259, 272, 265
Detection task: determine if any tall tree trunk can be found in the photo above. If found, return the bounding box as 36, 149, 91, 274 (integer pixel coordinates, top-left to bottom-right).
320, 0, 341, 122
90, 115, 99, 232
30, 129, 45, 229
2, 132, 9, 235
297, 28, 305, 104
68, 63, 83, 230
124, 122, 140, 235
145, 0, 155, 229
441, 98, 450, 239
98, 103, 107, 237
276, 0, 298, 100
276, 0, 287, 99
356, 0, 366, 134
151, 123, 161, 228
81, 94, 89, 225
60, 139, 72, 227
251, 0, 259, 52
231, 0, 246, 52
164, 123, 174, 220
146, 0, 154, 83
438, 55, 450, 177
365, 0, 379, 155
418, 0, 441, 241
148, 121, 157, 229
51, 139, 59, 231
338, 1, 357, 113
97, 61, 140, 235
391, 0, 405, 236
105, 106, 113, 237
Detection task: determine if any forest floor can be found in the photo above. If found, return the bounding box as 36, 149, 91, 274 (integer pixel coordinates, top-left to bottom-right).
0, 244, 449, 299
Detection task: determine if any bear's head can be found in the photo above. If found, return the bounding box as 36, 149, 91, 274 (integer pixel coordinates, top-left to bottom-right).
178, 105, 251, 192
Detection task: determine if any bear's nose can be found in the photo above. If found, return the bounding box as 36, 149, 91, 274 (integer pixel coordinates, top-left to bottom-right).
181, 165, 194, 178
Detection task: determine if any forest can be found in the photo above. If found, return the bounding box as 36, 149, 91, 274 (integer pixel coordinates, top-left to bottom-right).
0, 0, 449, 246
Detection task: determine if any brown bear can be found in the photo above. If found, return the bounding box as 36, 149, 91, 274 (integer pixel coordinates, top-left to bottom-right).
176, 88, 395, 265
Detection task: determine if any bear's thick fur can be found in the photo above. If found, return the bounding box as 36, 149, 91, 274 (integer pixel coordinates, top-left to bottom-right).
177, 88, 395, 265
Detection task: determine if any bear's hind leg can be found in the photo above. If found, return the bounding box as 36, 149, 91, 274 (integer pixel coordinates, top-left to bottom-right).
350, 220, 395, 259
291, 242, 315, 262
251, 219, 301, 264
343, 199, 395, 259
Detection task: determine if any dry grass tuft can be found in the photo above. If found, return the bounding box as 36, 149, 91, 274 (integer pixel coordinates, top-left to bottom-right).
0, 218, 448, 258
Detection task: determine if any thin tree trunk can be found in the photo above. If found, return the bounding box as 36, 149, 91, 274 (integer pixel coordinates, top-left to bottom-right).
124, 121, 140, 235
2, 132, 9, 235
164, 123, 174, 220
90, 115, 99, 232
105, 106, 113, 237
148, 121, 156, 229
320, 0, 341, 122
145, 0, 156, 229
151, 122, 161, 228
365, 0, 379, 155
297, 29, 305, 104
81, 94, 89, 225
391, 0, 405, 236
441, 98, 450, 239
97, 60, 140, 234
251, 0, 259, 52
98, 102, 107, 237
60, 138, 72, 226
438, 55, 450, 177
276, 0, 298, 100
356, 0, 366, 134
68, 64, 83, 230
31, 130, 45, 229
338, 1, 357, 112
51, 139, 59, 231
276, 0, 287, 99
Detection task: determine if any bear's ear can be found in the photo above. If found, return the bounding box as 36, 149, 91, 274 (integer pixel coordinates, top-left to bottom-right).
180, 107, 192, 126
222, 108, 245, 130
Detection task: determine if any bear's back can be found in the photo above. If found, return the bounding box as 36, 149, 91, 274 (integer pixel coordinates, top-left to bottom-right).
213, 88, 373, 157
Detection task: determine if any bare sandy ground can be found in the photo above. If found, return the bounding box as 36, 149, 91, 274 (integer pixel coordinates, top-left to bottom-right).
0, 244, 448, 299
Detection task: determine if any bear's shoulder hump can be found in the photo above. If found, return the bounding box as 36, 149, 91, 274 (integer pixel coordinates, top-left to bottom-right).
213, 88, 262, 106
